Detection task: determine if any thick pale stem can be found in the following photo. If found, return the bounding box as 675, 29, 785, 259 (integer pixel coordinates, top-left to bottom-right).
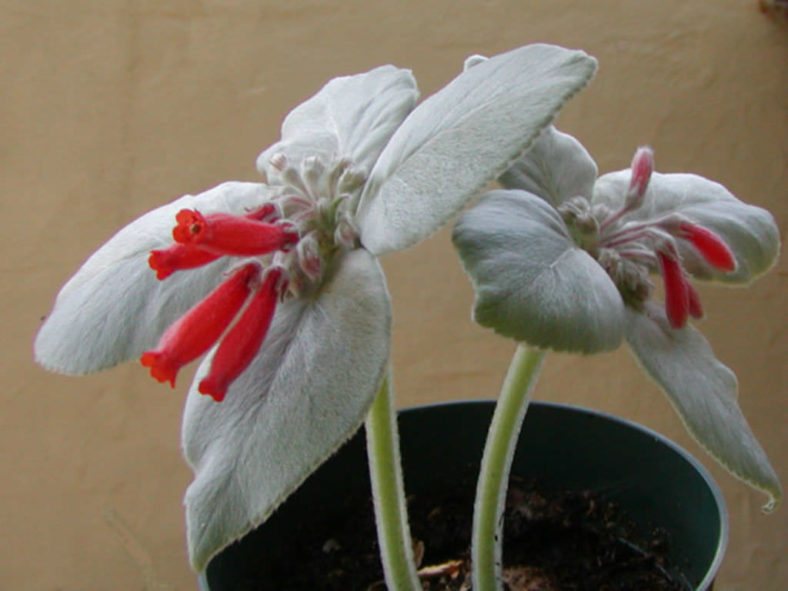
365, 372, 421, 591
472, 344, 547, 591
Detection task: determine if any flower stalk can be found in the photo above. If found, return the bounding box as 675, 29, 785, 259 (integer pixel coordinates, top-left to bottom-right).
472, 344, 547, 591
365, 372, 421, 591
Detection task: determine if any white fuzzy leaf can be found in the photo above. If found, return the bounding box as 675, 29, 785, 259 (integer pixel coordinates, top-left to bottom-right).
34, 182, 274, 375
357, 44, 598, 256
594, 171, 780, 283
453, 190, 624, 353
256, 66, 419, 179
181, 248, 391, 572
625, 304, 782, 511
499, 125, 598, 207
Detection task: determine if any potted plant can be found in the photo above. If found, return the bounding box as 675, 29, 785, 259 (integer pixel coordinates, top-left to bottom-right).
200, 400, 728, 590
33, 43, 779, 591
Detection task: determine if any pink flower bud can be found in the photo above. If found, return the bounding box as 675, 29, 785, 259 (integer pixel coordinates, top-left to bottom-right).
627, 146, 654, 206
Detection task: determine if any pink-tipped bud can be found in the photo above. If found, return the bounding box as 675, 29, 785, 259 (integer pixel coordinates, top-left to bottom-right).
148, 243, 220, 280
198, 268, 283, 402
140, 263, 259, 386
295, 234, 322, 283
334, 218, 358, 250
244, 203, 278, 222
627, 146, 654, 206
657, 251, 690, 329
678, 222, 736, 272
172, 209, 299, 257
269, 152, 288, 172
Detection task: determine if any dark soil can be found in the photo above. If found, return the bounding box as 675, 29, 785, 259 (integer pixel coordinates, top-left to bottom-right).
229, 475, 689, 591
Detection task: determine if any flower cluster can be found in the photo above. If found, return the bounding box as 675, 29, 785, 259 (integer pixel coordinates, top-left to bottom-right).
33, 45, 598, 571
139, 155, 369, 402
453, 125, 781, 510
553, 145, 736, 329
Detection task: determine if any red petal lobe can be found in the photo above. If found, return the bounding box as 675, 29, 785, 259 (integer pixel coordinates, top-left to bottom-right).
173, 209, 206, 244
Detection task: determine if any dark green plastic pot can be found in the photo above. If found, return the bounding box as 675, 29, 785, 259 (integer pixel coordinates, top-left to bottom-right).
200, 401, 728, 590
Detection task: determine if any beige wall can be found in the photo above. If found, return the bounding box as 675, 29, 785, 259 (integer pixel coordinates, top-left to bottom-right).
3, 1, 785, 589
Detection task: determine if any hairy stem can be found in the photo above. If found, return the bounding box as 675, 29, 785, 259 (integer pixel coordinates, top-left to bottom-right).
365, 372, 421, 591
472, 344, 547, 591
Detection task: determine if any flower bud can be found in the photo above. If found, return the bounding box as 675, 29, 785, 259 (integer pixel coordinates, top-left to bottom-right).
626, 146, 654, 209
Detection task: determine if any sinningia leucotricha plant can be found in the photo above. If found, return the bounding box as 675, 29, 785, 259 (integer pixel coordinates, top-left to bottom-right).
34, 44, 598, 587
453, 123, 782, 591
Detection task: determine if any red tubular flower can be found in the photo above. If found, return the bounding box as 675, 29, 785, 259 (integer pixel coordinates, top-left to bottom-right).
148, 243, 221, 280
198, 268, 284, 402
172, 209, 298, 257
140, 263, 259, 386
679, 222, 736, 272
143, 201, 298, 395
658, 251, 690, 329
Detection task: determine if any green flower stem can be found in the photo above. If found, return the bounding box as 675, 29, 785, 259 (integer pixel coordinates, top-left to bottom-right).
365, 372, 421, 591
472, 344, 547, 591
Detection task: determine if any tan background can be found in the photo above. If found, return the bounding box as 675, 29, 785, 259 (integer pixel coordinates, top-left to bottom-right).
2, 1, 785, 589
